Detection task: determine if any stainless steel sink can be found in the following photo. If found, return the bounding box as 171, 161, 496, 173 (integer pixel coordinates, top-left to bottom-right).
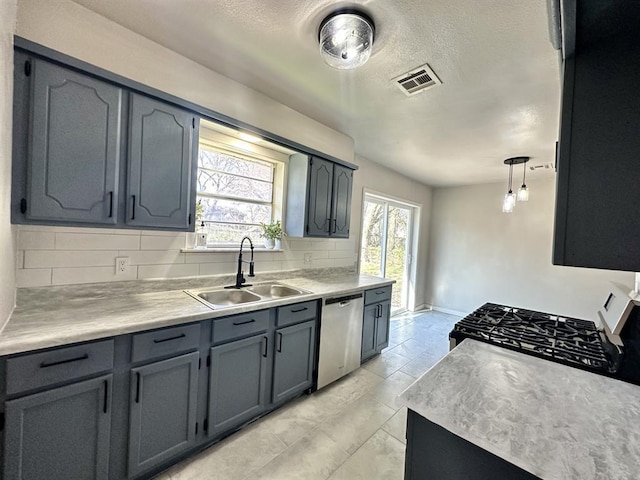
247, 283, 307, 299
196, 289, 261, 307
186, 282, 309, 310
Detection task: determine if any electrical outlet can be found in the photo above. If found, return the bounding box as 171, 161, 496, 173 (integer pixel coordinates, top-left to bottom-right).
115, 257, 130, 275
304, 253, 312, 265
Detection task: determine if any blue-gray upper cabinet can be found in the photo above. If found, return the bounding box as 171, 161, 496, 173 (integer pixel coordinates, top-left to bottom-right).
208, 333, 269, 437
24, 58, 122, 224
553, 1, 640, 271
272, 319, 316, 404
128, 352, 199, 477
307, 156, 334, 236
127, 94, 198, 229
3, 374, 112, 480
330, 164, 353, 238
285, 153, 355, 238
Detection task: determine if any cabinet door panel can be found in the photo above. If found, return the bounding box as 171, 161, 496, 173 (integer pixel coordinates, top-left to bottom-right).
208, 334, 268, 436
375, 301, 391, 352
361, 304, 378, 362
127, 94, 195, 228
331, 164, 353, 238
4, 375, 112, 480
128, 352, 199, 477
306, 157, 333, 236
28, 60, 121, 224
272, 320, 316, 403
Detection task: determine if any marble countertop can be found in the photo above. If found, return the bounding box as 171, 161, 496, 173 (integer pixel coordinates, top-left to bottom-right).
1, 269, 393, 356
397, 339, 640, 480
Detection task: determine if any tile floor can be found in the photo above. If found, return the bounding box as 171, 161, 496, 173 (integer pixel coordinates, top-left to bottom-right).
158, 310, 461, 480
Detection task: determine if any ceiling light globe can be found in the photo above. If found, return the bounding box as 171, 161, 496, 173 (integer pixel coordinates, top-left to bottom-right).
319, 12, 374, 69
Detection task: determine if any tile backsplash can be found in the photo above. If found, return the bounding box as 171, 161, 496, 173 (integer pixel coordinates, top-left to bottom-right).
15, 226, 358, 287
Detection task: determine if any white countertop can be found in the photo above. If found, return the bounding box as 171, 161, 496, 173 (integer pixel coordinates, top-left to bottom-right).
0, 270, 393, 356
397, 339, 640, 480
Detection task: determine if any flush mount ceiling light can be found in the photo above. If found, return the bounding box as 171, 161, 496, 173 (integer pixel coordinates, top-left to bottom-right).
318, 9, 375, 69
502, 156, 530, 213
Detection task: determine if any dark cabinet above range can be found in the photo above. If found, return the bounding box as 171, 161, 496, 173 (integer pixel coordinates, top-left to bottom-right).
285, 153, 355, 238
11, 53, 199, 231
553, 1, 640, 271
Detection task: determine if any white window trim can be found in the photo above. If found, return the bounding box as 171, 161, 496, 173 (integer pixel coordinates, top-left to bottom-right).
197, 130, 288, 248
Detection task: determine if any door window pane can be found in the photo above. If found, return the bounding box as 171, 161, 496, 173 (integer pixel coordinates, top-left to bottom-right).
385, 206, 410, 310
360, 200, 385, 277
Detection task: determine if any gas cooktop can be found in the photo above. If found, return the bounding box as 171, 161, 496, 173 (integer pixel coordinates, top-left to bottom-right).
450, 303, 619, 374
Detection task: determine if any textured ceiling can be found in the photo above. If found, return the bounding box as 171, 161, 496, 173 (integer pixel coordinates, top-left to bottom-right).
71, 0, 561, 186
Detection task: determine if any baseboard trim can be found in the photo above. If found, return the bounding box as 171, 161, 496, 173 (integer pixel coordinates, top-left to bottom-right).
413, 303, 430, 312
427, 305, 467, 317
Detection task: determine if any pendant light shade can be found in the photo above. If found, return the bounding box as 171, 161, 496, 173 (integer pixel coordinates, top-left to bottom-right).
502, 157, 530, 213
517, 159, 530, 201
319, 10, 375, 69
517, 185, 529, 202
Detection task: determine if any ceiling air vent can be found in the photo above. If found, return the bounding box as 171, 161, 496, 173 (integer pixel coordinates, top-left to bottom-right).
393, 64, 442, 96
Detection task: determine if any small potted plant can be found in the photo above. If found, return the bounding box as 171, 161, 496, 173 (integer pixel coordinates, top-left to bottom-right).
259, 220, 284, 249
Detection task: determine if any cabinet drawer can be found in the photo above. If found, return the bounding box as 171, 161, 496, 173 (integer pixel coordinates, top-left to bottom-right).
6, 340, 114, 395
131, 323, 200, 364
365, 286, 392, 305
276, 301, 317, 327
212, 310, 269, 344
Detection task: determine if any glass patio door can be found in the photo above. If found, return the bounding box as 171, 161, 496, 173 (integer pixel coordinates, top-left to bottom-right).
360, 194, 414, 313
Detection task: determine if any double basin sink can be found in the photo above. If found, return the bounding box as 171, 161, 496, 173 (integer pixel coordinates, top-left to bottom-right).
186, 283, 310, 310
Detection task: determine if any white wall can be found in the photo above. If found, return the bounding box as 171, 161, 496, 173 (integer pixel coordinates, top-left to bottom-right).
0, 0, 17, 330
426, 177, 634, 321
14, 226, 357, 286
352, 155, 433, 310
10, 0, 434, 312
15, 0, 354, 163
14, 155, 433, 311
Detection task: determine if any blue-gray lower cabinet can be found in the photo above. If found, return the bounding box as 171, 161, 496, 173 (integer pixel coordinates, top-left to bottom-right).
208, 334, 269, 437
3, 374, 112, 480
375, 300, 391, 352
361, 304, 378, 362
361, 299, 391, 363
128, 352, 199, 477
272, 320, 316, 403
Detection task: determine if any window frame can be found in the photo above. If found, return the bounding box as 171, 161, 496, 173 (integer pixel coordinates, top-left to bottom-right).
196, 133, 287, 248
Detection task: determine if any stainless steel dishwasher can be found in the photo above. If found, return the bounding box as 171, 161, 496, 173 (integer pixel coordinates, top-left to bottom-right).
317, 292, 364, 390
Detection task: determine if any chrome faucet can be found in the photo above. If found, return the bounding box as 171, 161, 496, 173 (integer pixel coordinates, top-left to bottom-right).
225, 236, 255, 289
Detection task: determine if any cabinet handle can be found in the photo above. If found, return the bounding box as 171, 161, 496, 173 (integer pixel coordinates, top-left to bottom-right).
233, 319, 256, 326
326, 218, 331, 233
376, 291, 384, 295
40, 353, 89, 368
332, 218, 337, 234
135, 372, 141, 403
277, 332, 283, 353
108, 191, 114, 218
262, 336, 268, 358
103, 380, 109, 414
131, 195, 136, 220
291, 307, 308, 313
153, 333, 186, 344
376, 304, 382, 318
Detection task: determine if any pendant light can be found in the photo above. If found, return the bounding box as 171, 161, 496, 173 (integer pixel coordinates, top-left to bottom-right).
319, 10, 375, 69
502, 157, 530, 213
502, 160, 516, 213
517, 157, 530, 201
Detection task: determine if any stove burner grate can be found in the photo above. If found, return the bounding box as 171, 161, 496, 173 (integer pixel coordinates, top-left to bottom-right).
451, 303, 613, 373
